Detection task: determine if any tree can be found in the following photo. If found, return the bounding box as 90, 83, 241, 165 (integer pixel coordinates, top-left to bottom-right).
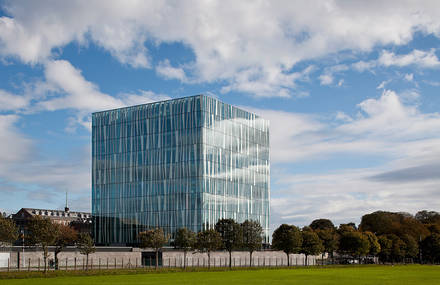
401, 234, 418, 262
338, 223, 357, 235
241, 220, 263, 266
272, 224, 302, 266
195, 229, 222, 269
364, 231, 381, 257
360, 211, 429, 240
310, 219, 335, 231
387, 234, 406, 263
174, 228, 196, 268
215, 219, 243, 268
76, 233, 96, 270
54, 224, 77, 270
139, 228, 168, 269
378, 235, 392, 264
415, 210, 440, 225
316, 228, 338, 263
300, 228, 323, 266
421, 233, 440, 264
0, 215, 18, 246
337, 231, 370, 263
27, 216, 58, 272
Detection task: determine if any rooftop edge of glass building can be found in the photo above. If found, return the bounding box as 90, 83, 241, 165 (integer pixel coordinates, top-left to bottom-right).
92, 94, 270, 245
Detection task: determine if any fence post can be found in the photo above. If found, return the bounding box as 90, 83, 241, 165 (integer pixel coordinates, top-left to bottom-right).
121, 258, 123, 269
66, 258, 68, 270
129, 258, 131, 269
74, 257, 76, 270
136, 258, 138, 268
114, 258, 116, 269
7, 258, 9, 272
28, 258, 30, 271
82, 258, 85, 270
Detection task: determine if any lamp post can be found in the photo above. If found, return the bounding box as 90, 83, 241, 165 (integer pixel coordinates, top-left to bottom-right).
21, 229, 25, 270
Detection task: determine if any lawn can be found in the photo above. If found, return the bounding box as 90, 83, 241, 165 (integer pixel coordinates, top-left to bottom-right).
0, 265, 439, 285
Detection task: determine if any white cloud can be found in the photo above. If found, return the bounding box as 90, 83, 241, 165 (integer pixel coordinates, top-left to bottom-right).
27, 60, 170, 131
257, 89, 440, 226
319, 74, 333, 85
404, 73, 414, 81
352, 60, 377, 72
2, 1, 440, 97
376, 80, 390, 89
0, 115, 32, 165
0, 89, 29, 111
378, 49, 440, 68
354, 49, 440, 72
40, 60, 123, 112
156, 59, 188, 81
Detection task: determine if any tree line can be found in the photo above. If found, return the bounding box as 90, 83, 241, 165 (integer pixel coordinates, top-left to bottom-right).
138, 219, 263, 269
1, 209, 440, 271
0, 214, 95, 272
272, 210, 440, 265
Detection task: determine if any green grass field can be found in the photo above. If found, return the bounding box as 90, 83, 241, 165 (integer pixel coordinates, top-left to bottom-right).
0, 265, 439, 285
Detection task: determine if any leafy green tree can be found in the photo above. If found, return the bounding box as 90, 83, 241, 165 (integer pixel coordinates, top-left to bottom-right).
364, 231, 381, 256
421, 233, 440, 264
139, 228, 169, 269
0, 215, 18, 246
215, 219, 243, 268
338, 231, 370, 263
174, 228, 196, 268
387, 234, 406, 263
316, 228, 338, 263
401, 234, 418, 262
195, 229, 222, 269
272, 224, 302, 266
378, 235, 392, 263
310, 219, 335, 231
27, 216, 58, 272
241, 220, 263, 266
300, 228, 324, 265
54, 224, 77, 270
76, 233, 96, 270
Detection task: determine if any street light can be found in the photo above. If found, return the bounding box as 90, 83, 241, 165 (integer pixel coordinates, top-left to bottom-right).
21, 229, 24, 270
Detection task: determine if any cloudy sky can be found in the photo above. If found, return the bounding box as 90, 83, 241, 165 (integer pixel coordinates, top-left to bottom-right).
1, 1, 440, 231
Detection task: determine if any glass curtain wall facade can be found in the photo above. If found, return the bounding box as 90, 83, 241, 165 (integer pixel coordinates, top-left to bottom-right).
92, 95, 270, 245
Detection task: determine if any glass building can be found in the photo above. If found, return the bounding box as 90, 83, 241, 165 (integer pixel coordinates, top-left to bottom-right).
92, 95, 270, 245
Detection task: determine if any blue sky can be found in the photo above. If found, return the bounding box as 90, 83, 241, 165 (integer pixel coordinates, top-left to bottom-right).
1, 1, 440, 232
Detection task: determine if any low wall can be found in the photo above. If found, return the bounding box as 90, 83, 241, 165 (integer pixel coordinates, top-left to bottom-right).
1, 247, 318, 270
